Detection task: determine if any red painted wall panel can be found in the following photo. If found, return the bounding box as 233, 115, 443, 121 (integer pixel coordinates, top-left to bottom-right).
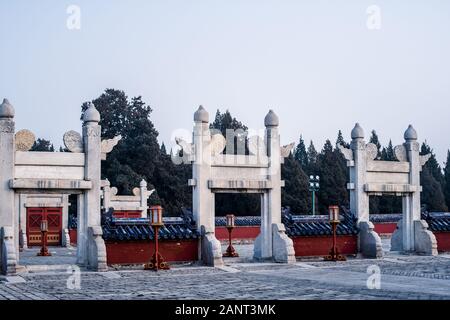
434, 232, 450, 252
373, 223, 397, 235
113, 211, 142, 218
105, 240, 199, 265
69, 229, 77, 246
292, 235, 358, 257
215, 226, 260, 240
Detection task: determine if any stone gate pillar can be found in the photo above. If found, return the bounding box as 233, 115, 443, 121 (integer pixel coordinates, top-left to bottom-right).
0, 99, 18, 275
254, 110, 295, 263
391, 125, 437, 255
192, 106, 223, 267
81, 103, 107, 271
349, 123, 382, 258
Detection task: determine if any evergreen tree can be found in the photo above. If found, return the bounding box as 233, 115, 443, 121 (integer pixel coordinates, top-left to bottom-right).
421, 142, 445, 186
369, 130, 382, 160
381, 140, 395, 161
81, 89, 189, 215
336, 130, 349, 148
31, 138, 55, 152
444, 150, 450, 210
294, 135, 308, 170
210, 109, 248, 155
306, 140, 318, 175
281, 153, 310, 213
419, 142, 447, 212
421, 167, 448, 212
316, 140, 349, 213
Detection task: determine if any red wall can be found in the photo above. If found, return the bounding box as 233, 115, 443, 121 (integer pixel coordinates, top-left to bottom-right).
434, 232, 450, 252
69, 229, 77, 246
105, 240, 198, 265
373, 223, 398, 235
215, 226, 260, 240
292, 235, 358, 257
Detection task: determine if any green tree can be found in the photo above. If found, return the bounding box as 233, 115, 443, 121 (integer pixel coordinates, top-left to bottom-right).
294, 135, 308, 170
421, 142, 445, 186
82, 89, 190, 215
369, 130, 382, 160
420, 142, 447, 212
316, 140, 349, 213
381, 140, 395, 161
306, 140, 318, 175
210, 109, 248, 155
336, 130, 349, 148
281, 153, 310, 213
444, 150, 450, 209
31, 138, 55, 152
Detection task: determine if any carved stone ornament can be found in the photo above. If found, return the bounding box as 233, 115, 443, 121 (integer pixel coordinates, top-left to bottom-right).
338, 144, 353, 161
132, 187, 140, 196
365, 143, 378, 160
210, 133, 226, 155
394, 145, 408, 162
175, 137, 194, 156
15, 129, 35, 151
101, 135, 122, 154
110, 187, 118, 196
248, 135, 266, 156
84, 126, 100, 138
0, 120, 15, 133
63, 130, 83, 153
280, 142, 295, 158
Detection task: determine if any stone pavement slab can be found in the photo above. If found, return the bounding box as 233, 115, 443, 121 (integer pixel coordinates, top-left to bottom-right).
1, 244, 448, 300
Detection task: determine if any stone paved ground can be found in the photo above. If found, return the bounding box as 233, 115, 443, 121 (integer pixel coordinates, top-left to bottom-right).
0, 242, 449, 300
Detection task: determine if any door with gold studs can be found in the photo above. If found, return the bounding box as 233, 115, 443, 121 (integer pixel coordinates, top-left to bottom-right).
27, 207, 62, 247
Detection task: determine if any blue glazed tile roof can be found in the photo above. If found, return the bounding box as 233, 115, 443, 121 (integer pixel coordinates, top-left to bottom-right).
215, 216, 261, 227
101, 208, 199, 241
369, 214, 402, 223
96, 206, 450, 241
282, 207, 358, 237
423, 212, 450, 232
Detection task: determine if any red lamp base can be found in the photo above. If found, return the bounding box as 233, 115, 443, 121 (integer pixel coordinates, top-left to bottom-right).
324, 248, 346, 261
37, 247, 52, 257
223, 245, 239, 257
144, 252, 170, 271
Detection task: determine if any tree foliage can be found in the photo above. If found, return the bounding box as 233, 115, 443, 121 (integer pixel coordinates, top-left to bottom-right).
31, 138, 54, 152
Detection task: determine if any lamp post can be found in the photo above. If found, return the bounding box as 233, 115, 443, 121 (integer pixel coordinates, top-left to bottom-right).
309, 175, 320, 216
37, 219, 51, 256
144, 205, 170, 271
223, 214, 239, 257
324, 205, 346, 261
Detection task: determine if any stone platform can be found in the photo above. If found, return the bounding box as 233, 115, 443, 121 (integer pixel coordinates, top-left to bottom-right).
0, 241, 449, 300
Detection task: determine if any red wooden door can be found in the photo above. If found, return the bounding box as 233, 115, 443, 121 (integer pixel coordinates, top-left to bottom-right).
27, 207, 62, 247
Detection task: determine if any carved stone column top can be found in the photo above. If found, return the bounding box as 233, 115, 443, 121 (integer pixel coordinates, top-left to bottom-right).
351, 123, 364, 140
194, 105, 209, 123
0, 98, 15, 119
83, 102, 100, 123
404, 124, 418, 141
264, 109, 279, 128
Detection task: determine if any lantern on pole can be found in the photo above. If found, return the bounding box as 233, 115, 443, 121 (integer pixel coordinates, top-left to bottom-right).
324, 206, 346, 261
37, 219, 51, 256
309, 175, 320, 216
223, 214, 239, 257
144, 205, 170, 271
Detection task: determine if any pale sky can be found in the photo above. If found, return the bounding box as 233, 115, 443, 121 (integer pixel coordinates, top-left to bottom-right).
1, 0, 449, 164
